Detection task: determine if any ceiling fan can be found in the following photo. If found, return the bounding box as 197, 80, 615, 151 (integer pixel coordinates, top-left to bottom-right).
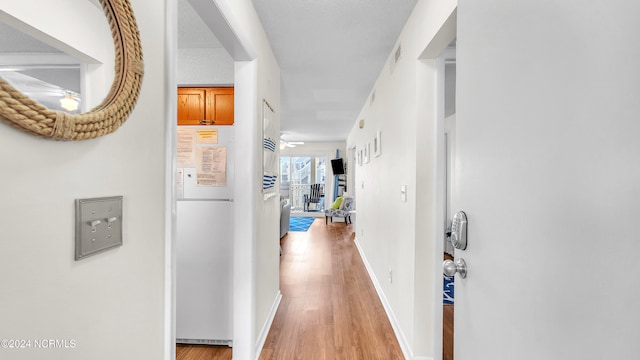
279, 139, 304, 149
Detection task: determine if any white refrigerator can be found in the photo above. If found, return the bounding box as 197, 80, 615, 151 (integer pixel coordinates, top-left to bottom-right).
176, 126, 234, 346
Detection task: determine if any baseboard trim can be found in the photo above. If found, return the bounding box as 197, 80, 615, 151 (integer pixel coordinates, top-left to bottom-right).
254, 290, 282, 360
354, 239, 414, 360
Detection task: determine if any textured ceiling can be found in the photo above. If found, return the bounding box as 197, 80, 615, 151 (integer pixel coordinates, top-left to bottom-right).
178, 0, 223, 49
177, 0, 418, 142
252, 0, 418, 142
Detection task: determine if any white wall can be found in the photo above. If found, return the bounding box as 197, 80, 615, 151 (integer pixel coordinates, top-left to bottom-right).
0, 0, 110, 63
346, 0, 456, 358
177, 47, 234, 85
281, 141, 347, 206
0, 1, 166, 359
215, 1, 282, 358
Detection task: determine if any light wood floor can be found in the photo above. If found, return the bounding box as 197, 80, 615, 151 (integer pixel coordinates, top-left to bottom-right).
177, 219, 404, 359
176, 344, 232, 360
261, 219, 404, 359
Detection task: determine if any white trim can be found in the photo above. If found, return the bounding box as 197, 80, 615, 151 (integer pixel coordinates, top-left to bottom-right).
419, 9, 458, 360
432, 54, 447, 360
354, 238, 413, 360
254, 291, 282, 360
188, 0, 255, 60
211, 0, 257, 60
418, 6, 458, 359
233, 59, 259, 360
165, 0, 178, 359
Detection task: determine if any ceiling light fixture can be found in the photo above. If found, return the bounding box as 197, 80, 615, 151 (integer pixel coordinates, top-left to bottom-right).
60, 93, 79, 112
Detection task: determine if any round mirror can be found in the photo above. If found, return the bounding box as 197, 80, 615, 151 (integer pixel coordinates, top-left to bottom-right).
0, 0, 143, 141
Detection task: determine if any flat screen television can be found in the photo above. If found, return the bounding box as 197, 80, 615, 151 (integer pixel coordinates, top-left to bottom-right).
331, 158, 345, 175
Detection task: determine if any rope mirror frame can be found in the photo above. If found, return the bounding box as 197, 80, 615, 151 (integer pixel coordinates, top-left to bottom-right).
0, 0, 144, 141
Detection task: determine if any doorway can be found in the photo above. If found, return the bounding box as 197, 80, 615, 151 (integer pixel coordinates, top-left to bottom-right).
174, 0, 236, 353
279, 156, 327, 213
170, 0, 257, 359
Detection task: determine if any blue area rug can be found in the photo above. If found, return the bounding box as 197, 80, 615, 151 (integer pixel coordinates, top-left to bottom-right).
289, 217, 315, 232
444, 276, 454, 305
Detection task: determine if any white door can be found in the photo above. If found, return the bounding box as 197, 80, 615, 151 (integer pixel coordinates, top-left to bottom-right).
454, 1, 640, 359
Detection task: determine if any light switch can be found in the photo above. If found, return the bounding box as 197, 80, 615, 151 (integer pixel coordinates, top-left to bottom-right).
75, 196, 123, 260
401, 185, 407, 202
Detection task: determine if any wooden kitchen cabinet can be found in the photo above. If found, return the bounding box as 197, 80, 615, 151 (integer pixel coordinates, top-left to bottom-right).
205, 88, 234, 125
177, 88, 205, 125
177, 87, 234, 125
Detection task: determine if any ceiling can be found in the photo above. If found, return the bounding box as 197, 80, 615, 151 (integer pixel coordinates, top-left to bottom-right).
178, 0, 418, 142
252, 0, 418, 142
178, 0, 223, 49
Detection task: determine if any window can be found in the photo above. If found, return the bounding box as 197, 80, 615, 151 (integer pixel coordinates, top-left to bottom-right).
279, 155, 327, 211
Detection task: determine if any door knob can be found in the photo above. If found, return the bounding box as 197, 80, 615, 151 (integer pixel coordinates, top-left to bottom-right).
443, 258, 467, 279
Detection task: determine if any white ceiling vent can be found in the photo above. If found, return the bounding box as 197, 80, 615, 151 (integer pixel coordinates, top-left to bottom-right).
390, 42, 402, 74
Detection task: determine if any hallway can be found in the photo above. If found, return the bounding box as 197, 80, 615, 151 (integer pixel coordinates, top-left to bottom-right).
261, 218, 404, 359
177, 218, 404, 359
260, 218, 403, 360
